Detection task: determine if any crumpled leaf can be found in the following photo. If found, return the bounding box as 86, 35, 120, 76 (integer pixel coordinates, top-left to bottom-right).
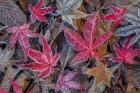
56, 0, 88, 28
0, 0, 26, 26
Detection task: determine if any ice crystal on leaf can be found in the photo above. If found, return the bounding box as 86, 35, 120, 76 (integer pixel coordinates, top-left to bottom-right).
19, 35, 60, 79
28, 0, 53, 22
64, 13, 112, 66
109, 37, 140, 64
102, 5, 127, 30
54, 72, 85, 93
5, 23, 35, 61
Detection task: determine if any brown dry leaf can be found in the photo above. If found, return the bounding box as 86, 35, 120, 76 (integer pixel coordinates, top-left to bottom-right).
16, 72, 30, 91
19, 0, 28, 12
132, 88, 140, 93
73, 4, 86, 31
127, 69, 134, 93
73, 19, 84, 31
0, 0, 27, 26
108, 36, 117, 45
97, 42, 108, 56
1, 66, 20, 90
122, 0, 140, 10
31, 84, 41, 93
44, 75, 53, 85
86, 61, 113, 93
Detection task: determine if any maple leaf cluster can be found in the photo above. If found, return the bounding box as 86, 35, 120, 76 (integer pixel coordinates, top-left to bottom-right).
1, 0, 140, 93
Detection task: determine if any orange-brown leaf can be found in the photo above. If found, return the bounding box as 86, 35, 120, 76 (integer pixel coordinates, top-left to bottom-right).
86, 62, 113, 92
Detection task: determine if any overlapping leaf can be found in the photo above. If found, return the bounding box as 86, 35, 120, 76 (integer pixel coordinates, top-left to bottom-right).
0, 47, 15, 66
86, 62, 113, 93
109, 37, 140, 64
0, 80, 23, 93
28, 0, 53, 22
18, 35, 60, 79
54, 72, 84, 93
115, 8, 140, 45
64, 13, 112, 66
56, 0, 88, 28
5, 23, 35, 61
0, 0, 26, 26
102, 5, 127, 30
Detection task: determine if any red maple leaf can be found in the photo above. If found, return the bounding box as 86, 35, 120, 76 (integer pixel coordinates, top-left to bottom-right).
54, 72, 85, 93
64, 13, 112, 66
102, 5, 127, 30
5, 23, 36, 61
19, 35, 60, 79
0, 80, 23, 93
28, 0, 53, 22
109, 37, 140, 64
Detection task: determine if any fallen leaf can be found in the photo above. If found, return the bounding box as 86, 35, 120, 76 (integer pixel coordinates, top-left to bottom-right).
18, 35, 60, 79
0, 46, 15, 67
5, 23, 35, 61
64, 13, 112, 66
0, 0, 26, 26
54, 72, 85, 93
56, 0, 88, 28
0, 80, 23, 93
1, 66, 20, 90
109, 36, 140, 64
28, 0, 53, 22
102, 5, 127, 30
86, 61, 113, 93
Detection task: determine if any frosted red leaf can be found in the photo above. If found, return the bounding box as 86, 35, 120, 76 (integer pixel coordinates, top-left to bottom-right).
28, 0, 53, 22
102, 5, 127, 30
0, 86, 8, 93
5, 23, 35, 61
54, 72, 85, 93
64, 13, 112, 66
109, 37, 140, 64
18, 35, 60, 79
